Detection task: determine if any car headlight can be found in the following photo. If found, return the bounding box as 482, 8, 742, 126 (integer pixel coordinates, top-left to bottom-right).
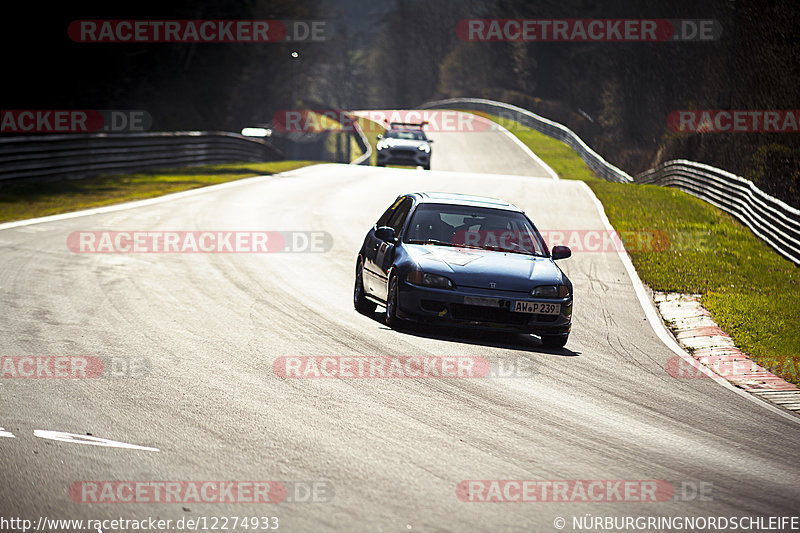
532, 285, 569, 297
407, 270, 454, 289
418, 144, 430, 153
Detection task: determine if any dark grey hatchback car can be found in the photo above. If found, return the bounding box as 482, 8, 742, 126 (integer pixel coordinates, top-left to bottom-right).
354, 192, 573, 347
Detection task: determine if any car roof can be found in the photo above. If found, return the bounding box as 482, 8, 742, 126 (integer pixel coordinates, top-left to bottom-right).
387, 128, 425, 135
409, 192, 524, 212
388, 121, 426, 129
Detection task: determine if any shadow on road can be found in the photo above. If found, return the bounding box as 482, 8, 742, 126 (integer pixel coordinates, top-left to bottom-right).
361, 309, 580, 357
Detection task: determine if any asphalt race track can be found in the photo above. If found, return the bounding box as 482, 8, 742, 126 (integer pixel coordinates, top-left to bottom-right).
1, 115, 799, 532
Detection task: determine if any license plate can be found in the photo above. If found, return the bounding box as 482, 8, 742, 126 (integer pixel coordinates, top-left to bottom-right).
464, 296, 500, 307
513, 301, 561, 315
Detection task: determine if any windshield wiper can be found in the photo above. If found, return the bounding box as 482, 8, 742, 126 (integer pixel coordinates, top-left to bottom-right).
511, 250, 547, 257
407, 239, 541, 255
407, 239, 456, 247
479, 245, 542, 257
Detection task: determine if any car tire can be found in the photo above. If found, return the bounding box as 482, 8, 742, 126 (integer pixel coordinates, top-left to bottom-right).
354, 259, 377, 315
423, 164, 430, 170
540, 334, 568, 348
377, 163, 385, 167
384, 274, 403, 329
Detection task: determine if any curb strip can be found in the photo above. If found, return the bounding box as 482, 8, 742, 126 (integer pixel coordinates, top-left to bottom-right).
655, 292, 800, 413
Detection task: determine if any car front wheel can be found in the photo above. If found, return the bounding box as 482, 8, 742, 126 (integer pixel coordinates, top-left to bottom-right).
354, 259, 377, 314
384, 275, 403, 329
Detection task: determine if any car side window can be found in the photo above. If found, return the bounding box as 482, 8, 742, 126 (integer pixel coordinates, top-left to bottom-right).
376, 207, 394, 228
375, 197, 404, 227
386, 198, 413, 235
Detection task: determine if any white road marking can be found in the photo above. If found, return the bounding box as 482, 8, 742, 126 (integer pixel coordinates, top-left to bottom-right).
0, 165, 323, 232
33, 430, 160, 451
581, 181, 800, 426
492, 121, 560, 181
0, 427, 16, 438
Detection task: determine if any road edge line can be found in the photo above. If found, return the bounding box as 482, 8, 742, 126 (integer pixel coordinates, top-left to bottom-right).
579, 180, 800, 426
0, 164, 325, 231
452, 109, 558, 180
493, 122, 559, 181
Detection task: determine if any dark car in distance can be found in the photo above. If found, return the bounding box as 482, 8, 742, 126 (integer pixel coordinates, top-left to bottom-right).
376, 122, 433, 170
354, 192, 573, 347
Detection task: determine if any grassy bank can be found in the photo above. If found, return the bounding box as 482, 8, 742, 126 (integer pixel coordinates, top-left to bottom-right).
1, 111, 376, 225
356, 116, 384, 166
0, 160, 316, 224
471, 110, 800, 386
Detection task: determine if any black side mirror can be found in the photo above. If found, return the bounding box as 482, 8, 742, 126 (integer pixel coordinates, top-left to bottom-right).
375, 226, 396, 243
551, 245, 572, 260
427, 139, 434, 144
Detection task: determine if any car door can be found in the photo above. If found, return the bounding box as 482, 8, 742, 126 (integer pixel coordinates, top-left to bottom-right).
363, 203, 395, 295
365, 197, 413, 301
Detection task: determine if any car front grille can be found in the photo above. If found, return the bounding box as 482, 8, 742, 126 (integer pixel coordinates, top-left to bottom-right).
448, 303, 559, 325
387, 149, 419, 161
450, 303, 530, 325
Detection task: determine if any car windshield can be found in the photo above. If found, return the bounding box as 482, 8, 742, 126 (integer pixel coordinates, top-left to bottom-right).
404, 203, 547, 256
385, 130, 426, 141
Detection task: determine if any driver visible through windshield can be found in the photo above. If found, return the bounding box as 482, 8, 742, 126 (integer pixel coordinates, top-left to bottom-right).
404, 203, 547, 256
385, 130, 426, 141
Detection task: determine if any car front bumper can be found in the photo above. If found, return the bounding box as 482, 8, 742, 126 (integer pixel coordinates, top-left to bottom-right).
377, 148, 430, 166
395, 279, 572, 335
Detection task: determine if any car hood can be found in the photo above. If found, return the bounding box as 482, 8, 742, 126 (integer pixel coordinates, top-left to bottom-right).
382, 138, 428, 149
405, 244, 565, 292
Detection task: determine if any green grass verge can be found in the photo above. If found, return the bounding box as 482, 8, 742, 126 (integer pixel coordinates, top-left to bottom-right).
471, 110, 800, 386
356, 116, 384, 166
0, 160, 316, 224
464, 110, 596, 181
322, 131, 365, 163
355, 116, 428, 169
318, 115, 380, 164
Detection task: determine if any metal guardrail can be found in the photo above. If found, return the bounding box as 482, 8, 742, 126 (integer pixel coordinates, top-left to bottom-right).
0, 131, 281, 183
264, 109, 370, 164
419, 97, 633, 183
350, 115, 372, 166
638, 160, 800, 264
419, 97, 800, 265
